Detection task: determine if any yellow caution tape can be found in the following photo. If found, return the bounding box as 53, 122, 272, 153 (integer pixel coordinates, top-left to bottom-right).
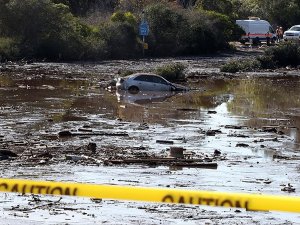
0, 178, 299, 213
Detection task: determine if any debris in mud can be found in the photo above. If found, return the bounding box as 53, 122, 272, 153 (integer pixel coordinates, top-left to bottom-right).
214, 149, 221, 155
281, 183, 296, 193
90, 198, 102, 204
228, 133, 250, 138
272, 154, 297, 160
242, 178, 272, 184
138, 122, 149, 129
87, 142, 97, 153
58, 130, 128, 137
58, 131, 72, 137
205, 129, 222, 136
261, 126, 278, 133
65, 154, 102, 164
236, 143, 250, 147
11, 195, 63, 212
169, 147, 185, 158
156, 140, 174, 145
207, 110, 217, 114
224, 125, 244, 129
66, 155, 85, 162
104, 158, 218, 169
36, 151, 53, 159
261, 126, 285, 135
78, 128, 93, 132
96, 145, 220, 169
0, 149, 18, 157
0, 149, 18, 160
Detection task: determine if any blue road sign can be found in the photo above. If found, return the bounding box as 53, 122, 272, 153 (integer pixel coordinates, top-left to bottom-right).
139, 21, 149, 36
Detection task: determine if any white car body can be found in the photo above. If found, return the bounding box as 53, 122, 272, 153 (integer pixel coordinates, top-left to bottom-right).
116, 90, 176, 105
283, 25, 300, 41
116, 73, 189, 93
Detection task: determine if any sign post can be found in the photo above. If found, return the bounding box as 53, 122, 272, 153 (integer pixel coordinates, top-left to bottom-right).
139, 11, 149, 57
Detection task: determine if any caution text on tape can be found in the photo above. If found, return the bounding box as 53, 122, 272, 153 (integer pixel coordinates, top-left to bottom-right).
0, 178, 299, 213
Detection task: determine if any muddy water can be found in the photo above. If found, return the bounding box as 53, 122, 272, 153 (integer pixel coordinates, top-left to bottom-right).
0, 62, 300, 224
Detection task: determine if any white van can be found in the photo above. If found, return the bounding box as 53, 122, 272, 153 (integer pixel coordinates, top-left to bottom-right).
236, 18, 276, 44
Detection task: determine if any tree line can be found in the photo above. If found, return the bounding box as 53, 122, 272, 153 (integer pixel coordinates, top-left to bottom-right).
0, 0, 299, 61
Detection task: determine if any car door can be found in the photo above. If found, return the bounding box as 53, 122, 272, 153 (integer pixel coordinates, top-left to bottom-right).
132, 75, 152, 90
149, 76, 172, 91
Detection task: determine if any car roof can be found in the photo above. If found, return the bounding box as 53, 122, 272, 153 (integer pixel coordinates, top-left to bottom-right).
127, 73, 163, 78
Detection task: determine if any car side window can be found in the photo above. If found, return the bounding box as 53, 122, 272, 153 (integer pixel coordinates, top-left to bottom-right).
134, 75, 150, 82
133, 75, 168, 85
269, 26, 275, 33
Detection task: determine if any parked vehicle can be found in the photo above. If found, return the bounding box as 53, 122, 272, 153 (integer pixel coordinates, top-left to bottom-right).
236, 18, 276, 44
116, 73, 189, 93
283, 25, 300, 41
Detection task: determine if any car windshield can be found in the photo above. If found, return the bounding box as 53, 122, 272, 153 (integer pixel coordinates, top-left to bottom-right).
290, 26, 300, 31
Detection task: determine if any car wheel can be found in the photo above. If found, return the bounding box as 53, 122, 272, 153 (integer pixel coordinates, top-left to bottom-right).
128, 86, 139, 94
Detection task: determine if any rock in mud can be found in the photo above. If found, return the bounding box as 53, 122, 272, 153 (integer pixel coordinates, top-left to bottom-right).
0, 155, 9, 160
281, 183, 296, 193
206, 130, 221, 136
0, 150, 18, 157
58, 130, 72, 137
214, 149, 221, 155
207, 110, 217, 114
169, 147, 185, 158
262, 127, 278, 133
87, 142, 97, 153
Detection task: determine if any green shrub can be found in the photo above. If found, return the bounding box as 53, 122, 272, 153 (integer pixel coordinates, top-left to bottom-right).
111, 11, 137, 25
256, 55, 276, 69
259, 42, 300, 68
156, 63, 186, 81
0, 0, 100, 60
145, 3, 189, 56
0, 37, 19, 60
222, 42, 300, 72
221, 59, 261, 73
144, 4, 238, 56
98, 21, 140, 59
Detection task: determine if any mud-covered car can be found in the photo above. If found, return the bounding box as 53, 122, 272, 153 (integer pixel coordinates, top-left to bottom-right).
116, 73, 189, 93
283, 25, 300, 41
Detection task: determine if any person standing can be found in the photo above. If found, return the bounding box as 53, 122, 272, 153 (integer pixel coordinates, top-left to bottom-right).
279, 27, 284, 41
276, 26, 280, 42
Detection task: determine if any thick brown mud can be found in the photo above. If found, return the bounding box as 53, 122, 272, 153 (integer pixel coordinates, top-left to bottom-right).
0, 54, 300, 224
